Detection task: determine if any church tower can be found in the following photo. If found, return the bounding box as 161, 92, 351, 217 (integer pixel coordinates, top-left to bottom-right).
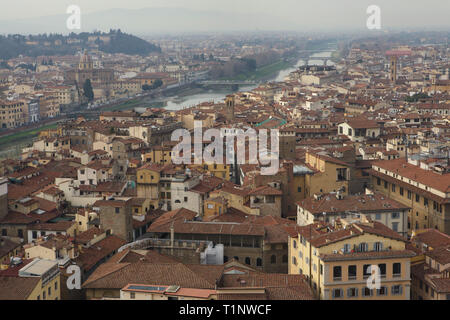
78, 50, 94, 71
225, 95, 235, 122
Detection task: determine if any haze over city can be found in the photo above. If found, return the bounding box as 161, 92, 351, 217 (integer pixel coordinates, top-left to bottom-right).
0, 0, 449, 34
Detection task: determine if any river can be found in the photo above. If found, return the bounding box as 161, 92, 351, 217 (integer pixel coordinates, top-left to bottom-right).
0, 48, 336, 159
137, 49, 335, 112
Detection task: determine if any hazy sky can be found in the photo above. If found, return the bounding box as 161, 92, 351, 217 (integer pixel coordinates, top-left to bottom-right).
1, 0, 449, 32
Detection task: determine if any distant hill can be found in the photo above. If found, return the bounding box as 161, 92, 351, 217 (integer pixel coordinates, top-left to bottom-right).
0, 30, 161, 59
0, 7, 299, 36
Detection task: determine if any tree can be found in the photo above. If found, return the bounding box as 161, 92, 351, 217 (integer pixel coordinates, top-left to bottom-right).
152, 79, 163, 89
83, 79, 94, 102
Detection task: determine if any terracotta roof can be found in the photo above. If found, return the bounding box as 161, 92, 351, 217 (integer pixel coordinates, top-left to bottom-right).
248, 185, 282, 196
372, 159, 450, 194
0, 276, 40, 300
29, 221, 75, 232
83, 261, 224, 290
412, 229, 450, 250
0, 237, 21, 259
75, 235, 126, 272
425, 244, 450, 265
297, 192, 410, 215
74, 227, 104, 245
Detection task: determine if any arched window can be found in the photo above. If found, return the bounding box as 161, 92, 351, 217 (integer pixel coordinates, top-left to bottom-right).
293, 240, 297, 248
256, 258, 262, 267
233, 256, 239, 261
270, 255, 277, 264
245, 257, 251, 265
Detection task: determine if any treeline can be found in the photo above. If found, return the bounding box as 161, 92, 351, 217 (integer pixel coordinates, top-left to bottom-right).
0, 30, 161, 60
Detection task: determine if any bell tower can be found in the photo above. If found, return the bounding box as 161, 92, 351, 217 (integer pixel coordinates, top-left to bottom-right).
225, 95, 235, 122
78, 50, 94, 71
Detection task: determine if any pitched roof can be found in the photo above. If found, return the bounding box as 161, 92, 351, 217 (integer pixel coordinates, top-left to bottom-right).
0, 276, 40, 300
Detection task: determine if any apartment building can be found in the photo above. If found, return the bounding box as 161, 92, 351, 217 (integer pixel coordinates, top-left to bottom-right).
288, 216, 415, 300
0, 99, 26, 129
369, 158, 450, 234
297, 191, 410, 237
0, 258, 61, 300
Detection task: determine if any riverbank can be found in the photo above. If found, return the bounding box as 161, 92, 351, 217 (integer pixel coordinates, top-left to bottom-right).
0, 123, 58, 159
220, 59, 293, 82
0, 45, 336, 159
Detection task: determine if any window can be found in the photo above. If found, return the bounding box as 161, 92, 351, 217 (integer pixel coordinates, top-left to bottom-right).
297, 187, 302, 193
362, 287, 373, 297
347, 288, 358, 298
332, 288, 343, 299
391, 285, 402, 295
393, 263, 401, 277
115, 207, 120, 214
359, 243, 368, 252
363, 264, 371, 279
336, 168, 347, 181
48, 287, 51, 296
399, 187, 404, 196
375, 213, 381, 220
55, 282, 58, 290
245, 257, 251, 265
333, 266, 342, 280
384, 181, 388, 189
256, 258, 262, 267
17, 229, 23, 238
377, 178, 381, 186
392, 184, 396, 192
348, 265, 357, 280
377, 286, 388, 296
407, 191, 412, 200
293, 240, 297, 249
374, 242, 383, 251
378, 264, 386, 278
1, 229, 6, 236
343, 244, 351, 253
392, 222, 399, 232
292, 257, 297, 265
270, 255, 276, 264
184, 197, 188, 202
391, 212, 400, 219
